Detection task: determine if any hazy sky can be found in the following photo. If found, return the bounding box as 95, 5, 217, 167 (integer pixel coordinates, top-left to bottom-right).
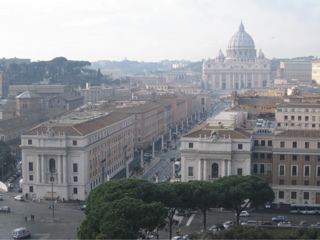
0, 0, 319, 62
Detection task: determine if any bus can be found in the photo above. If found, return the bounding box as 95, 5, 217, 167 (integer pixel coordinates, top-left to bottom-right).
289, 204, 320, 215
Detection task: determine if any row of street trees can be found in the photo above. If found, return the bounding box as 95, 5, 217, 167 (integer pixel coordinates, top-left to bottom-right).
0, 141, 16, 181
77, 175, 274, 239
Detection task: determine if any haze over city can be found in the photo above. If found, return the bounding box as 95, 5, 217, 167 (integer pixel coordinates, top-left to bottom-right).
0, 0, 319, 62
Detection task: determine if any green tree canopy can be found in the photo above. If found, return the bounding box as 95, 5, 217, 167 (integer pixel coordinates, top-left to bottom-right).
215, 175, 275, 225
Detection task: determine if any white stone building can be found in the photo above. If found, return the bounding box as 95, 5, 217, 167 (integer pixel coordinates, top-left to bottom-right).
202, 21, 271, 91
20, 111, 134, 201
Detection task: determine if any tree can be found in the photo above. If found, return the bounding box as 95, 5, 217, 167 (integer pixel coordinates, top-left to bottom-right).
188, 181, 220, 231
215, 175, 274, 225
156, 182, 184, 239
78, 197, 167, 239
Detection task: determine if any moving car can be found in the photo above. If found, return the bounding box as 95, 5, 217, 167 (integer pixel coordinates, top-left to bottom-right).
12, 227, 31, 239
209, 224, 225, 232
299, 221, 308, 227
272, 216, 287, 222
14, 195, 24, 201
223, 221, 233, 229
238, 211, 249, 217
175, 211, 192, 217
265, 202, 272, 209
0, 206, 10, 212
241, 220, 258, 226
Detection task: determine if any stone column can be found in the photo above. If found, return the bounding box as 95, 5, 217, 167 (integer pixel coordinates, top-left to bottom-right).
63, 155, 67, 184
203, 159, 208, 181
41, 155, 45, 183
227, 159, 232, 176
37, 155, 41, 183
198, 159, 203, 180
58, 155, 62, 184
222, 159, 226, 177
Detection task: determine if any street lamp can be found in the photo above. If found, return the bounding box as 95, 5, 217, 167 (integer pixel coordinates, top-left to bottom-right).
50, 167, 55, 218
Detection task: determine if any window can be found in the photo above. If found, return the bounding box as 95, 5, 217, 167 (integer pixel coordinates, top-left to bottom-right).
73, 140, 77, 146
291, 192, 297, 199
237, 168, 243, 175
291, 116, 295, 121
267, 154, 272, 159
317, 166, 320, 177
268, 140, 272, 147
292, 142, 297, 148
29, 175, 33, 181
280, 141, 285, 148
280, 155, 285, 160
253, 164, 258, 174
305, 116, 309, 121
318, 142, 320, 149
304, 166, 310, 177
28, 140, 32, 145
279, 165, 285, 176
73, 176, 78, 182
298, 116, 302, 121
303, 192, 309, 200
49, 158, 55, 172
260, 164, 265, 174
279, 191, 284, 199
253, 153, 258, 158
212, 163, 219, 178
238, 144, 243, 150
260, 153, 265, 159
317, 181, 320, 186
304, 180, 309, 186
279, 179, 284, 185
254, 140, 259, 146
28, 162, 33, 171
292, 155, 297, 161
73, 187, 78, 194
261, 140, 265, 146
188, 167, 194, 177
292, 180, 297, 185
305, 142, 309, 148
188, 143, 194, 148
292, 166, 297, 176
29, 186, 34, 193
312, 124, 316, 128
284, 115, 288, 120
73, 163, 78, 173
305, 155, 310, 161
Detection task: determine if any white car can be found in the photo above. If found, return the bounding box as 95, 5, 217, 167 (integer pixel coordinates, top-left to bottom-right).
0, 194, 3, 201
238, 211, 249, 217
242, 220, 258, 226
14, 195, 24, 201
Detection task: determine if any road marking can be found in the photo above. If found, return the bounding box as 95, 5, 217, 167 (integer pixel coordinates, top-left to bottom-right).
186, 213, 196, 226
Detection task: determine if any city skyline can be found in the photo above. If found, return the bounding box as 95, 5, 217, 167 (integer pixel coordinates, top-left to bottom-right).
0, 0, 319, 63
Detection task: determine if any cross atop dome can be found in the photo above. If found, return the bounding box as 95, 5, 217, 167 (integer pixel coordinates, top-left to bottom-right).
239, 20, 245, 32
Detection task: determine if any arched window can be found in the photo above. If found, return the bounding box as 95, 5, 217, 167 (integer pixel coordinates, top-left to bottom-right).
212, 163, 219, 178
49, 158, 55, 172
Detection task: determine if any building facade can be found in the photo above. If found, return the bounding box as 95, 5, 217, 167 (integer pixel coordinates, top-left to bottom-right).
20, 111, 134, 201
202, 22, 272, 91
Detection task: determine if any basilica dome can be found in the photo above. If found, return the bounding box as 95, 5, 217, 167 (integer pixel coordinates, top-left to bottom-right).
225, 21, 257, 62
228, 22, 255, 49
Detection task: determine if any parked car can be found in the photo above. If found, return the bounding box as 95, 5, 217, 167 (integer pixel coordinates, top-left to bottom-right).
79, 205, 86, 211
278, 221, 292, 227
262, 221, 273, 225
265, 202, 272, 209
223, 221, 233, 229
14, 195, 24, 201
0, 194, 2, 200
176, 211, 192, 217
18, 188, 23, 193
300, 221, 309, 227
209, 224, 225, 232
311, 222, 320, 227
12, 227, 31, 239
238, 211, 250, 217
171, 146, 177, 150
241, 220, 258, 226
0, 206, 10, 213
272, 216, 287, 222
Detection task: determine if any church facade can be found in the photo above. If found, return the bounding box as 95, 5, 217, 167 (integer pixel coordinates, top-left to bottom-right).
202, 22, 272, 91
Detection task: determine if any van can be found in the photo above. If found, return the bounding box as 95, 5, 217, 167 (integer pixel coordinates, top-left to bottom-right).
12, 227, 31, 239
